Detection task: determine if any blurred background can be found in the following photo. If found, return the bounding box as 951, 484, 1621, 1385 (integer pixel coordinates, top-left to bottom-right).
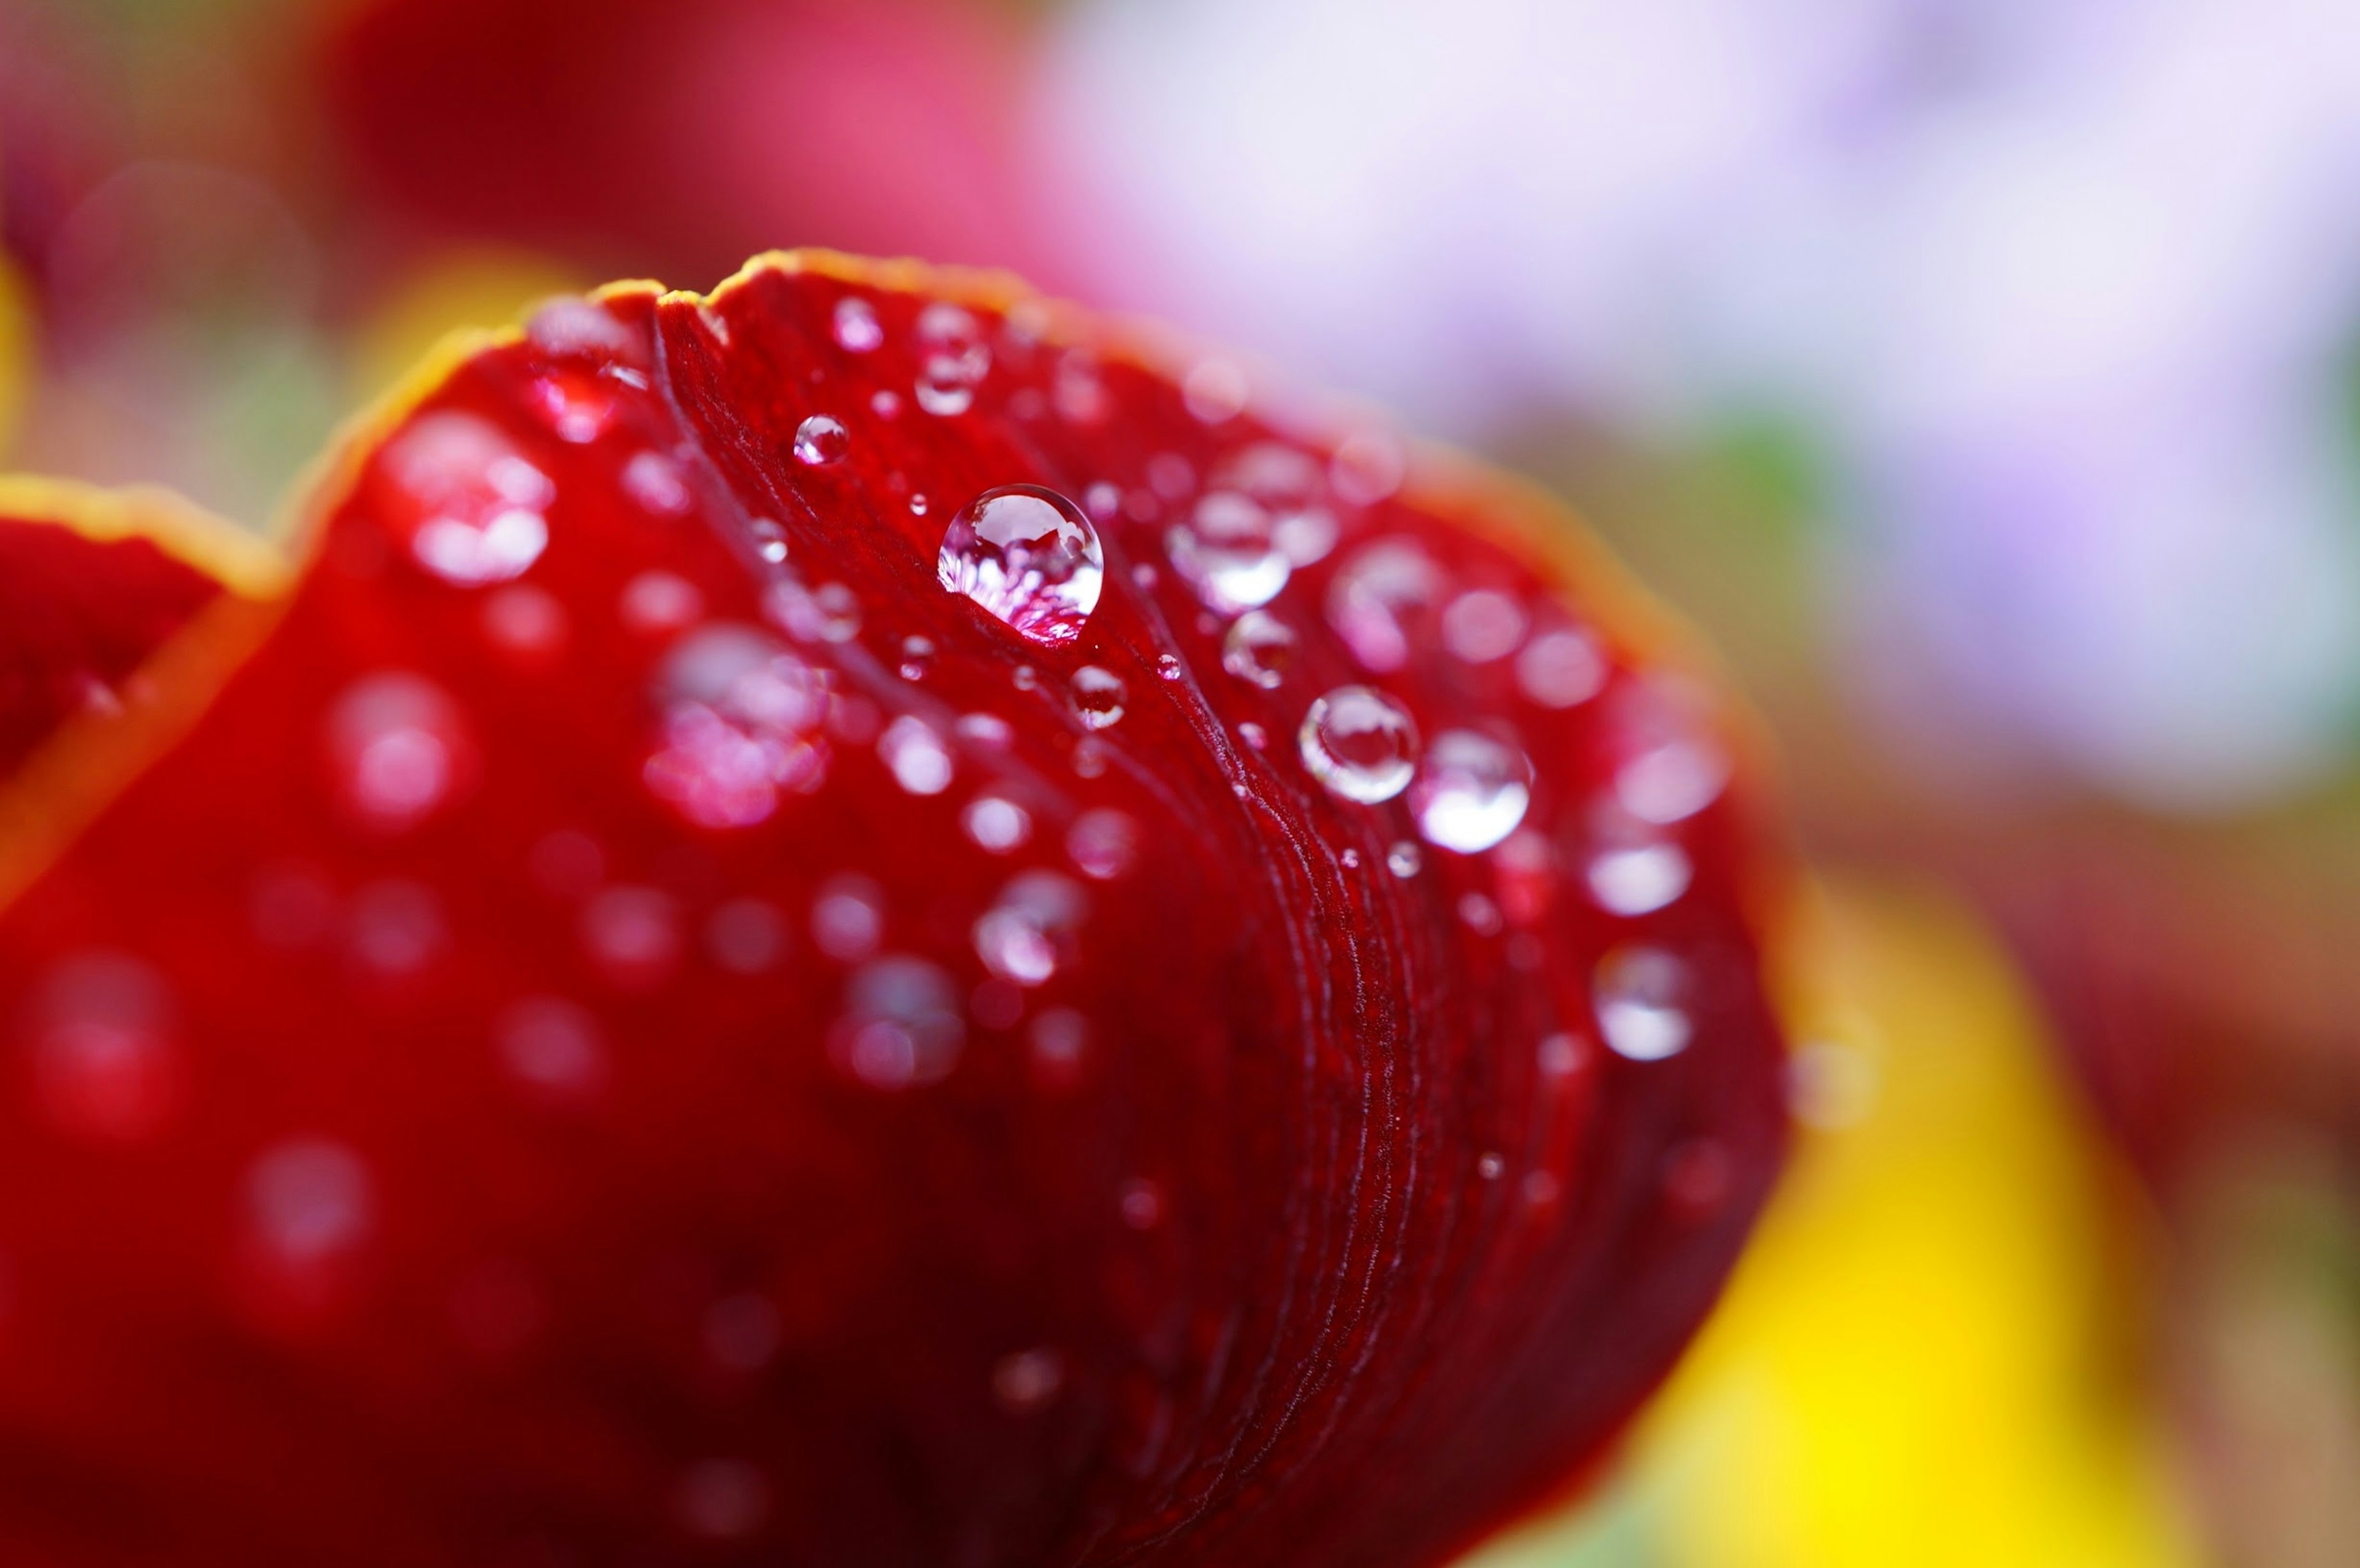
5, 1, 2358, 1562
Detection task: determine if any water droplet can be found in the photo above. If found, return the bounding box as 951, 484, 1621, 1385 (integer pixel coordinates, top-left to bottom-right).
1441, 590, 1528, 664
1221, 610, 1297, 689
812, 874, 885, 962
1410, 731, 1533, 853
1071, 737, 1109, 777
871, 389, 902, 418
1385, 840, 1423, 877
621, 450, 691, 518
1299, 686, 1419, 803
1273, 508, 1339, 566
1476, 1152, 1506, 1180
898, 634, 934, 681
749, 518, 789, 565
1069, 665, 1127, 729
245, 1137, 374, 1272
992, 1346, 1068, 1414
674, 1459, 770, 1542
580, 885, 682, 988
1066, 809, 1138, 879
620, 570, 703, 635
1084, 480, 1122, 520
1517, 627, 1607, 708
29, 952, 178, 1141
1119, 1178, 1165, 1229
349, 880, 446, 976
1131, 562, 1158, 590
1330, 430, 1405, 506
914, 302, 990, 414
956, 711, 1014, 750
832, 955, 963, 1088
526, 367, 617, 444
792, 414, 848, 466
1588, 842, 1692, 916
973, 871, 1084, 986
1326, 540, 1442, 672
1237, 720, 1268, 750
1339, 847, 1362, 869
1155, 653, 1182, 681
528, 296, 645, 363
479, 584, 567, 656
1013, 665, 1039, 692
1029, 1007, 1089, 1082
938, 485, 1104, 646
384, 412, 553, 586
1182, 358, 1249, 423
644, 625, 828, 828
832, 296, 883, 353
1057, 356, 1112, 425
1457, 892, 1503, 935
879, 715, 953, 795
1595, 947, 1693, 1061
1616, 735, 1729, 825
1147, 453, 1196, 500
910, 493, 929, 517
706, 898, 788, 974
765, 578, 862, 643
327, 673, 470, 831
961, 794, 1032, 853
494, 995, 607, 1099
1166, 490, 1289, 613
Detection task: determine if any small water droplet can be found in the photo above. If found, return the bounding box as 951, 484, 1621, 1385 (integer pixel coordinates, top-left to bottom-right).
1066, 809, 1138, 879
973, 871, 1084, 985
1386, 840, 1423, 877
792, 414, 848, 466
1131, 562, 1158, 590
1029, 1007, 1089, 1082
939, 486, 1104, 646
1517, 627, 1607, 708
914, 302, 990, 414
1539, 1032, 1588, 1078
1072, 737, 1109, 777
1221, 610, 1297, 689
956, 711, 1014, 749
961, 794, 1032, 853
1119, 1177, 1165, 1229
749, 518, 789, 565
1167, 490, 1289, 613
327, 673, 470, 831
384, 412, 553, 586
494, 995, 607, 1099
812, 875, 885, 962
832, 955, 964, 1088
29, 952, 178, 1142
245, 1137, 374, 1274
620, 570, 703, 635
621, 450, 691, 518
1587, 842, 1692, 915
1442, 589, 1528, 664
1595, 947, 1693, 1061
1237, 720, 1268, 750
644, 625, 829, 828
1182, 358, 1249, 423
1070, 665, 1127, 729
909, 493, 929, 517
581, 885, 682, 988
1476, 1152, 1506, 1180
1327, 540, 1442, 672
992, 1346, 1068, 1414
1457, 892, 1503, 935
832, 296, 883, 353
1013, 665, 1039, 691
1616, 735, 1729, 825
1339, 847, 1362, 869
879, 715, 953, 795
871, 388, 902, 418
1410, 731, 1533, 853
1155, 654, 1182, 682
1084, 481, 1122, 520
1299, 686, 1419, 803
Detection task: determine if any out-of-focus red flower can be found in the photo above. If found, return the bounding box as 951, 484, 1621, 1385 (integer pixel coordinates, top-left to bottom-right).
323, 0, 1052, 287
0, 254, 1786, 1564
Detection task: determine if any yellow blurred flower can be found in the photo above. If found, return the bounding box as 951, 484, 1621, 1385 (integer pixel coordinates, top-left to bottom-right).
346, 246, 588, 406
1471, 874, 2207, 1568
0, 250, 32, 459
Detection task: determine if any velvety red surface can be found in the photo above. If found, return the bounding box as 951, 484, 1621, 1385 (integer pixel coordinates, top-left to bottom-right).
0, 260, 1785, 1566
0, 516, 222, 778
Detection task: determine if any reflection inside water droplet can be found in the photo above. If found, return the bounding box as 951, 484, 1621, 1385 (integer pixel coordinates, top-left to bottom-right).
1409, 731, 1533, 853
938, 486, 1104, 646
1299, 686, 1419, 803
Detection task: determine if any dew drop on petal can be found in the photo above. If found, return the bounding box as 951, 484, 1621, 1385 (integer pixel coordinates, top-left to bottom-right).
327, 673, 469, 832
494, 995, 607, 1098
879, 715, 953, 795
1441, 589, 1529, 664
620, 571, 704, 636
1066, 809, 1138, 880
1166, 490, 1289, 613
938, 485, 1104, 646
1385, 840, 1423, 878
992, 1346, 1068, 1414
1221, 610, 1297, 689
1587, 842, 1693, 916
832, 296, 883, 353
1299, 686, 1419, 804
1409, 731, 1533, 853
1155, 654, 1182, 681
961, 794, 1032, 853
1326, 540, 1443, 673
812, 874, 885, 962
832, 956, 964, 1088
245, 1137, 374, 1271
706, 898, 789, 974
1595, 946, 1693, 1061
792, 414, 848, 466
1517, 626, 1608, 708
973, 871, 1084, 986
644, 625, 829, 829
349, 880, 447, 976
914, 302, 991, 415
621, 450, 692, 518
580, 885, 682, 988
384, 412, 554, 586
29, 952, 178, 1142
1616, 735, 1731, 825
1069, 665, 1127, 729
749, 518, 789, 565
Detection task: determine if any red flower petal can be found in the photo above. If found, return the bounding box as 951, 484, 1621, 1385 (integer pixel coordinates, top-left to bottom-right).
0, 256, 1788, 1566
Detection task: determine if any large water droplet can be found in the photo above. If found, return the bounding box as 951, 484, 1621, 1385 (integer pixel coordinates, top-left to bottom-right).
1221, 610, 1297, 689
938, 485, 1104, 646
1299, 686, 1419, 804
878, 715, 953, 795
1166, 490, 1289, 613
792, 414, 848, 466
1595, 946, 1693, 1061
1409, 730, 1533, 853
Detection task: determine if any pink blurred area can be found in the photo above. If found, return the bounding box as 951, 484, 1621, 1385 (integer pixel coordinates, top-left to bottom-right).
6, 2, 2360, 1562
